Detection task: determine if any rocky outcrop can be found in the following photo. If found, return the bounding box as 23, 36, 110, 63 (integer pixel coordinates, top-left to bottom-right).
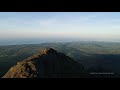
2, 48, 85, 78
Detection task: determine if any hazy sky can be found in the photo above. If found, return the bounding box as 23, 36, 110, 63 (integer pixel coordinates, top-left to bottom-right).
0, 12, 120, 43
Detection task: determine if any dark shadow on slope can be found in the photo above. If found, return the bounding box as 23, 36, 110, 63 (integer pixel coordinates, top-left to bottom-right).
86, 54, 120, 78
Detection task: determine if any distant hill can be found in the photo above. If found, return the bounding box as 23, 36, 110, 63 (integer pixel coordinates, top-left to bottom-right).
2, 48, 85, 78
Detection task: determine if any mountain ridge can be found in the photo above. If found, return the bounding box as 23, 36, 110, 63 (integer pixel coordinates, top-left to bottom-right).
2, 48, 85, 78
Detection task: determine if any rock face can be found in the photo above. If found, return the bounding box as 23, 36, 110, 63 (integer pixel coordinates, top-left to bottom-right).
2, 48, 85, 78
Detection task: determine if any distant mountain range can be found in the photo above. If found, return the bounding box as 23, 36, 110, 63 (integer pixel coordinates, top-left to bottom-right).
1, 41, 120, 78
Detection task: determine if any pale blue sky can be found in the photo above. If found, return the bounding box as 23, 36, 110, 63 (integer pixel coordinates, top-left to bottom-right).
0, 12, 120, 43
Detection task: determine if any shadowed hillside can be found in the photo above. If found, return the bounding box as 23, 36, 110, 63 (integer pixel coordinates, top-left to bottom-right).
2, 48, 85, 78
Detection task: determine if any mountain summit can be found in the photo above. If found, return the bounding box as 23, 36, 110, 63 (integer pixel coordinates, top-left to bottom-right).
2, 48, 85, 78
